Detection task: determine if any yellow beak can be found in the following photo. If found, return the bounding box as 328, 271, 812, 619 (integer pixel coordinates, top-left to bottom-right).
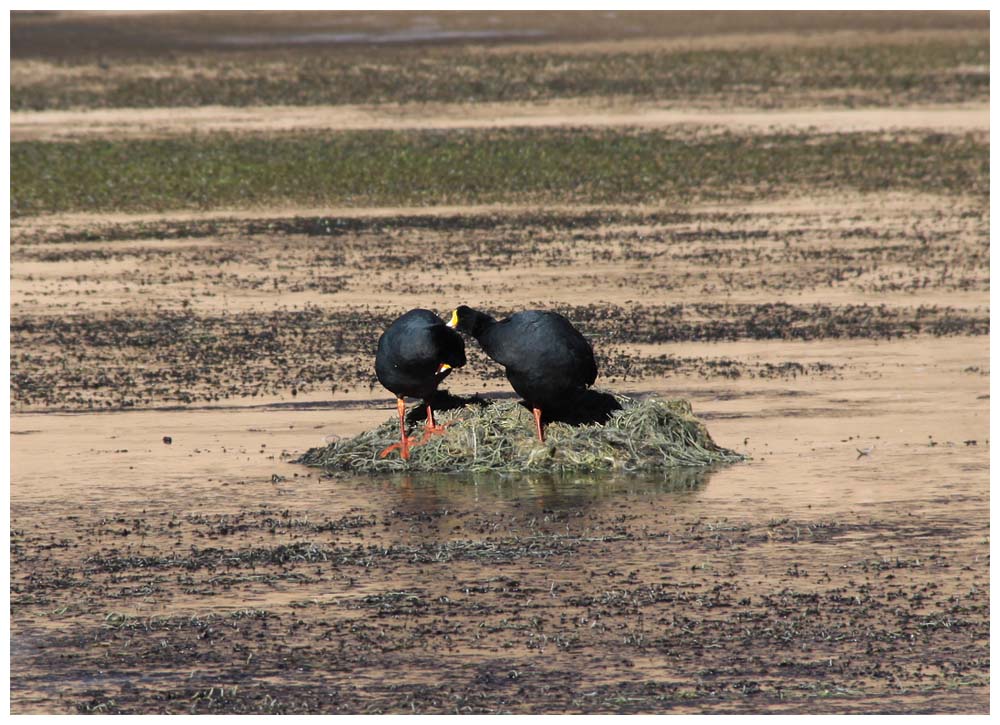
437, 363, 452, 374
446, 309, 459, 328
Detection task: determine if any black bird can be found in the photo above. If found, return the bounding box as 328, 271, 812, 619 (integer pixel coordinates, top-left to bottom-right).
448, 306, 597, 442
375, 309, 467, 460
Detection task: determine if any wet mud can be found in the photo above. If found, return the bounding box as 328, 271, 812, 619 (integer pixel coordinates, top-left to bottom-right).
11, 308, 989, 715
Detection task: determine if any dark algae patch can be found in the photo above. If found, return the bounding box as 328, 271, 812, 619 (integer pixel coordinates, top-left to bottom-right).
11, 493, 989, 714
11, 16, 987, 110
11, 303, 986, 411
297, 394, 745, 473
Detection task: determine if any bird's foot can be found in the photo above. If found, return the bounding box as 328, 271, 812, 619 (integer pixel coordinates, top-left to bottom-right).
379, 436, 419, 460
418, 421, 452, 444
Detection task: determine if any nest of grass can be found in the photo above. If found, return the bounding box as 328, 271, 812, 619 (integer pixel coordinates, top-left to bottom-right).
297, 391, 744, 474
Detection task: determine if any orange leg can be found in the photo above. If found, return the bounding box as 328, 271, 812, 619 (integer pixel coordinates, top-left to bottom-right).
533, 407, 545, 443
379, 397, 417, 460
418, 403, 451, 443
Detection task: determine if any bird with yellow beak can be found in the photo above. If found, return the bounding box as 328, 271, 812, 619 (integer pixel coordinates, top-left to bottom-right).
447, 305, 597, 442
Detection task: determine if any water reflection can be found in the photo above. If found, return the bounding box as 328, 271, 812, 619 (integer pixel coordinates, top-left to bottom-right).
355, 466, 721, 513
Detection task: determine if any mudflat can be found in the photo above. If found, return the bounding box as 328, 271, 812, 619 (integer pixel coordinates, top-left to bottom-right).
10, 10, 989, 714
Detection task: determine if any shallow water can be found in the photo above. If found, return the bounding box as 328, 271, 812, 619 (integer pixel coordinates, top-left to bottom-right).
10, 335, 988, 713
215, 29, 549, 47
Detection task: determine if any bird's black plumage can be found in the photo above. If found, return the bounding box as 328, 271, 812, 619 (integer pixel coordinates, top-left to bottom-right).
376, 309, 466, 401
450, 306, 597, 414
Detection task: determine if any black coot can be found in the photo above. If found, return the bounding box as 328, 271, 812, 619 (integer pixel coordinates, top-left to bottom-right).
448, 305, 597, 441
375, 309, 466, 459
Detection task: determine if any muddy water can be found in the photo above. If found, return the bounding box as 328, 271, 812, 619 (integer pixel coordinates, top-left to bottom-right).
9, 183, 988, 712
10, 334, 988, 713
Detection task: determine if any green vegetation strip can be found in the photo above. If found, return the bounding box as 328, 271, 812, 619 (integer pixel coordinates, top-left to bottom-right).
11, 129, 987, 216
12, 38, 987, 110
296, 394, 745, 474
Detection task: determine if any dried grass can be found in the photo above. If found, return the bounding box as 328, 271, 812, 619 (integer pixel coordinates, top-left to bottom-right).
296, 392, 744, 474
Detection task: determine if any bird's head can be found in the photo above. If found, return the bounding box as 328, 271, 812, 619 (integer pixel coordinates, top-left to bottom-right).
446, 305, 492, 337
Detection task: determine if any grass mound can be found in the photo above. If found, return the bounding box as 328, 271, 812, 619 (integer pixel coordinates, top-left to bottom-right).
296, 392, 744, 474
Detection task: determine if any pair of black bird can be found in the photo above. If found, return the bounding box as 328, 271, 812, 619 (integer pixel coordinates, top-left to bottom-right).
374, 306, 598, 460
